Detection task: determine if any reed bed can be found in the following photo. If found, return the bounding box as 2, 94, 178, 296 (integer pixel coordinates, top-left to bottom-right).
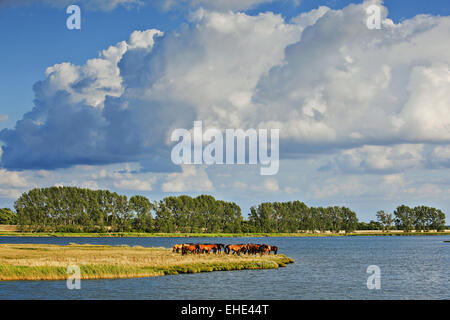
0, 243, 294, 281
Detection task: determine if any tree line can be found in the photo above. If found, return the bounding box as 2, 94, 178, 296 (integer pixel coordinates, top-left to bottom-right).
13, 187, 243, 233
375, 205, 446, 232
247, 201, 359, 233
7, 186, 448, 233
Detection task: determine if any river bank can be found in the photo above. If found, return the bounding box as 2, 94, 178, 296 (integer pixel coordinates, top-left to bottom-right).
0, 229, 449, 238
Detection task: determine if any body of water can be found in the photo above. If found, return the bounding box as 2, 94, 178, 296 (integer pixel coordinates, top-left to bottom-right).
0, 236, 448, 299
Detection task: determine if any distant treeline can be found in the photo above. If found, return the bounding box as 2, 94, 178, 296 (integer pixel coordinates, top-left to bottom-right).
374, 206, 446, 232
250, 204, 446, 232
0, 208, 17, 225
13, 187, 242, 233
248, 202, 358, 233
7, 186, 448, 233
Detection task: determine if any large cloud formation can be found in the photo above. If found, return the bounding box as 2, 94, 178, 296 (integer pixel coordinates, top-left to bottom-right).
1, 0, 450, 174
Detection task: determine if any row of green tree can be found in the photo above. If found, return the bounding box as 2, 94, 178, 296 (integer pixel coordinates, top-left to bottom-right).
8, 186, 448, 233
247, 201, 359, 233
375, 205, 447, 232
247, 203, 447, 232
14, 187, 243, 233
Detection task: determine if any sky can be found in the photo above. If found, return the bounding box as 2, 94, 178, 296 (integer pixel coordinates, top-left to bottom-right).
0, 0, 449, 221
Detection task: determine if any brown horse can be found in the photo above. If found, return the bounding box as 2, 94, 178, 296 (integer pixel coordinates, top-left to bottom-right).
246, 243, 259, 255
215, 244, 225, 253
182, 244, 198, 255
270, 245, 278, 255
260, 244, 271, 255
247, 244, 269, 255
198, 244, 217, 254
173, 244, 183, 253
226, 244, 247, 255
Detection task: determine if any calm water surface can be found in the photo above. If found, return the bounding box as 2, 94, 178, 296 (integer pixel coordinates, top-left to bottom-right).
0, 236, 448, 299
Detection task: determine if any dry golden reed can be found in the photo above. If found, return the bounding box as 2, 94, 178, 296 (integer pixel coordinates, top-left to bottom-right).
0, 243, 294, 281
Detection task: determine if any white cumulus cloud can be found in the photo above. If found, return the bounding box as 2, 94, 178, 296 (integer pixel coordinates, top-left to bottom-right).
0, 169, 31, 199
322, 144, 425, 173
162, 165, 214, 192
2, 0, 450, 178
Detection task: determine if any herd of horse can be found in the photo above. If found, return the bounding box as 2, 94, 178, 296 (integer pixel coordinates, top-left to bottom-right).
173, 243, 278, 256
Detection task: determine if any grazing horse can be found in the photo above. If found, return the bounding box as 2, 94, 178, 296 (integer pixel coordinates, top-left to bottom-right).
173, 244, 183, 253
240, 244, 248, 255
260, 244, 271, 255
247, 244, 269, 255
247, 243, 260, 255
198, 244, 217, 254
215, 244, 225, 253
182, 244, 198, 255
181, 243, 278, 256
226, 244, 247, 255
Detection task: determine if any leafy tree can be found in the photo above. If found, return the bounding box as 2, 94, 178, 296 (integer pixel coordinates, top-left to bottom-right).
129, 195, 153, 232
412, 206, 446, 232
249, 203, 276, 233
340, 207, 358, 233
368, 220, 383, 230
431, 209, 446, 231
328, 206, 342, 233
394, 205, 415, 232
376, 210, 394, 232
0, 208, 17, 225
154, 201, 175, 233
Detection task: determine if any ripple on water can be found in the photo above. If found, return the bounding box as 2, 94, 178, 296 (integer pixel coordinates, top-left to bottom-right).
0, 236, 448, 299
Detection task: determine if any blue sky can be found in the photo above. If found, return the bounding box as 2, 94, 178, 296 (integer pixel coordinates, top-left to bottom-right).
0, 0, 449, 221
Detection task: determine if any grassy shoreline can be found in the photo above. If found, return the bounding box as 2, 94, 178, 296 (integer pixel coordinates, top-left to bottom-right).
0, 231, 449, 238
0, 243, 294, 281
